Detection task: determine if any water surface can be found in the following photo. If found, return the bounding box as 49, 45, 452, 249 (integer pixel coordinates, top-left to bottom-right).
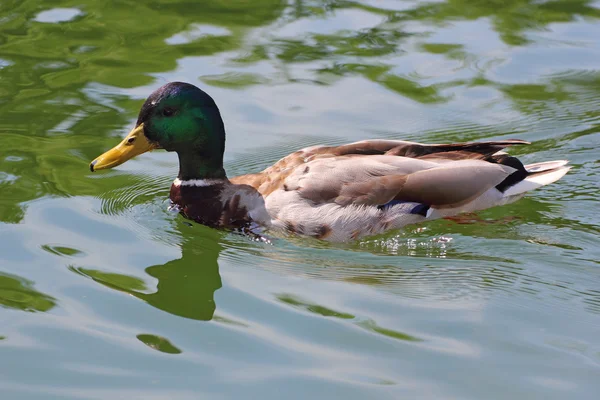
1, 1, 599, 399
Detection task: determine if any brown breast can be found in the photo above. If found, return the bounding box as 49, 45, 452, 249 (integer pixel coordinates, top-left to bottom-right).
170, 183, 251, 229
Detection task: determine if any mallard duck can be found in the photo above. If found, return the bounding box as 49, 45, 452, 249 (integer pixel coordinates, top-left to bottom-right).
90, 82, 570, 242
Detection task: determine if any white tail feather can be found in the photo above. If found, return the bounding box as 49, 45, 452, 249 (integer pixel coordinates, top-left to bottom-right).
524, 160, 569, 173
503, 165, 570, 197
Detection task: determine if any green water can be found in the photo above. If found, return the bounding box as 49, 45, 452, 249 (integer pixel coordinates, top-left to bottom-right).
1, 0, 599, 398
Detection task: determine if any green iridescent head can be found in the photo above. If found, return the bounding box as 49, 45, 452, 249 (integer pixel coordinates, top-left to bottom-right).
90, 82, 227, 179
139, 82, 225, 154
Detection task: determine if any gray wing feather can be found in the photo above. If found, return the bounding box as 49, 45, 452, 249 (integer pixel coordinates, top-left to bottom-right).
287, 157, 515, 208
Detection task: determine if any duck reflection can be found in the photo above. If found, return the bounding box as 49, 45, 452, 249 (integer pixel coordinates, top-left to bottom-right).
141, 239, 222, 320
77, 231, 222, 321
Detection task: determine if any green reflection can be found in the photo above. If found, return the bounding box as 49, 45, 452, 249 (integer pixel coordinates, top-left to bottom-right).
400, 0, 600, 45
0, 272, 56, 312
41, 245, 85, 257
277, 294, 355, 319
357, 319, 422, 342
137, 333, 182, 354
74, 230, 223, 321
277, 293, 422, 342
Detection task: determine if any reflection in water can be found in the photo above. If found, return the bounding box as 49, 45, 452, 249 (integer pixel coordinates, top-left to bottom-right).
141, 241, 222, 320
75, 235, 222, 321
70, 214, 431, 341
277, 293, 423, 342
0, 273, 56, 312
277, 293, 356, 319
136, 333, 182, 354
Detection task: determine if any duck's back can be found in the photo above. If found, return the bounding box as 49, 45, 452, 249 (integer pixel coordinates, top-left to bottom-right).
229, 139, 569, 241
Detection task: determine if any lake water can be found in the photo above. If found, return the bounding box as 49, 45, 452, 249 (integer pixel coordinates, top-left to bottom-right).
1, 1, 599, 399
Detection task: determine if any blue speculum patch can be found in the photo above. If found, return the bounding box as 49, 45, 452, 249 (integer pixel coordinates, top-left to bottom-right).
377, 200, 430, 216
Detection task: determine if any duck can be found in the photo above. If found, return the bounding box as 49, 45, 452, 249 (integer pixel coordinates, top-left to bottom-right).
90, 82, 570, 242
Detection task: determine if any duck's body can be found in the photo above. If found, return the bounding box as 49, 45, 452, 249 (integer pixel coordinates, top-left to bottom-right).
90, 82, 570, 242
168, 139, 569, 241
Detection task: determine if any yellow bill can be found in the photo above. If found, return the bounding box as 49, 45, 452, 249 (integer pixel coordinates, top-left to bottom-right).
90, 124, 157, 172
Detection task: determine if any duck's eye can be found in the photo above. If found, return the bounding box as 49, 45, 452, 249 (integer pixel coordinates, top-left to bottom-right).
127, 137, 135, 144
162, 107, 175, 117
